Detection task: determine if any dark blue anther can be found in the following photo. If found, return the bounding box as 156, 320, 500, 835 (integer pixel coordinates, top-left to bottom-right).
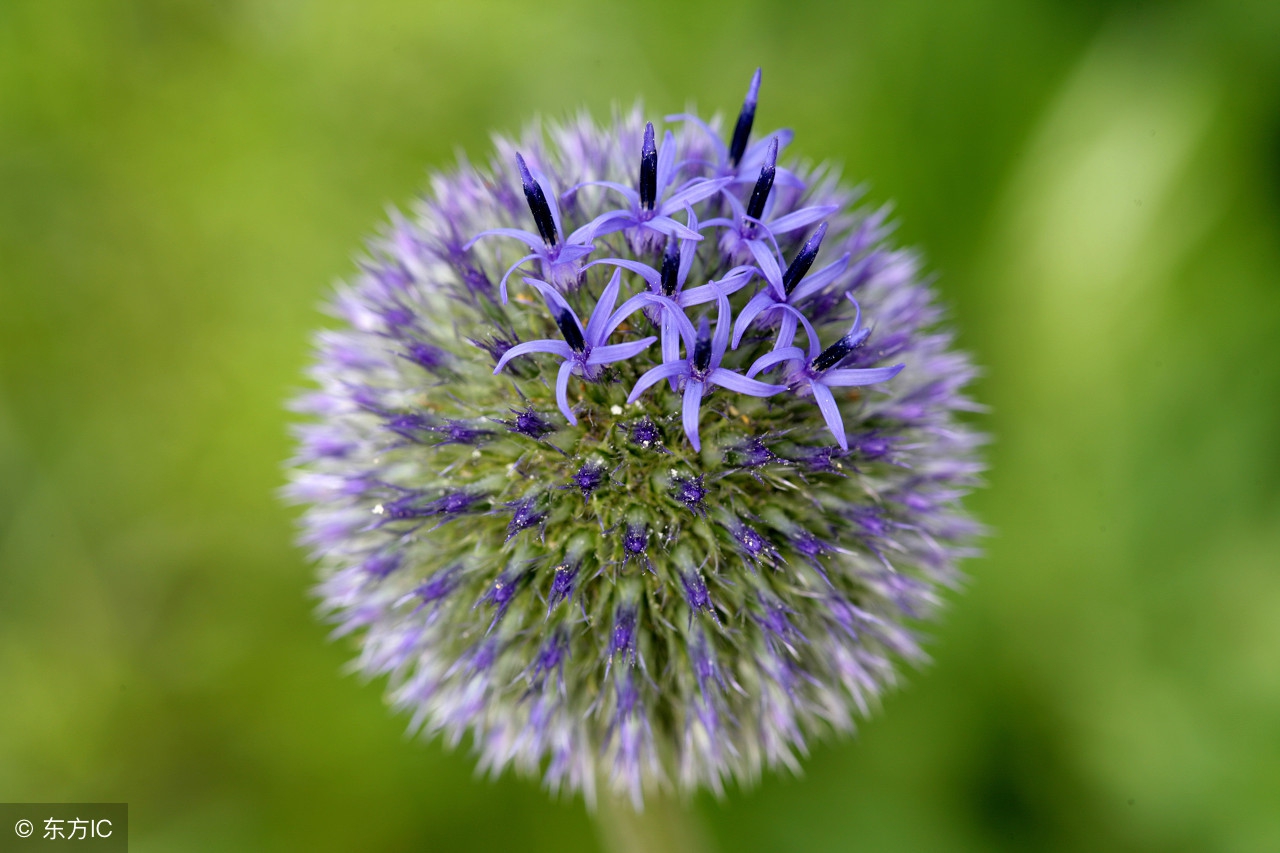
813, 325, 872, 372
692, 317, 712, 372
782, 222, 828, 295
659, 238, 680, 296
553, 306, 587, 352
639, 122, 658, 211
516, 152, 559, 247
729, 68, 761, 167
745, 137, 778, 223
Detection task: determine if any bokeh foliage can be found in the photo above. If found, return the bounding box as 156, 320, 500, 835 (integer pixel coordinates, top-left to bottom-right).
2, 1, 1278, 851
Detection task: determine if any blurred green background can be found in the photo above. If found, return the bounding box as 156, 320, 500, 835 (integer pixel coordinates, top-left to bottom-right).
2, 1, 1279, 851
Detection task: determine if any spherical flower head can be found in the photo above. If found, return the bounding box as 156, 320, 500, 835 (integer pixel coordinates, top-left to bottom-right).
287, 69, 984, 808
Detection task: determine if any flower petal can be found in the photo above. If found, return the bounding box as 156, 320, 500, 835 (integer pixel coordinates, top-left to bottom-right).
603, 292, 652, 340
586, 337, 657, 366
656, 130, 678, 196
661, 177, 733, 214
584, 258, 661, 290
790, 253, 851, 303
556, 360, 578, 425
572, 209, 634, 243
731, 289, 779, 348
665, 113, 728, 163
627, 361, 688, 403
465, 228, 545, 252
645, 294, 697, 351
768, 204, 839, 235
710, 284, 731, 366
774, 304, 821, 361
810, 382, 848, 450
820, 364, 905, 387
585, 268, 622, 345
708, 368, 786, 397
682, 379, 706, 451
748, 240, 784, 294
497, 253, 539, 303
648, 216, 703, 242
523, 277, 576, 317
493, 339, 574, 373
747, 347, 805, 379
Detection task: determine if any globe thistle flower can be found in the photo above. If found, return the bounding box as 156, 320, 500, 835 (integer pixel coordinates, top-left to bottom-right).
287, 69, 984, 809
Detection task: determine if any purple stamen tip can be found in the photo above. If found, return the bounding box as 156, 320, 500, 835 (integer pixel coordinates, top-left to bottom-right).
745, 137, 778, 222
813, 327, 869, 373
782, 222, 829, 295
515, 152, 534, 187
515, 152, 559, 247
692, 317, 712, 372
553, 306, 587, 352
659, 238, 680, 295
639, 122, 658, 211
729, 68, 762, 167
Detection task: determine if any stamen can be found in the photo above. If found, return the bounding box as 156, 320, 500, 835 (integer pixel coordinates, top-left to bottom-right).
639, 122, 658, 211
692, 317, 713, 371
553, 306, 587, 352
729, 68, 761, 167
782, 222, 828, 295
745, 137, 778, 223
813, 327, 869, 372
659, 237, 680, 295
516, 153, 559, 247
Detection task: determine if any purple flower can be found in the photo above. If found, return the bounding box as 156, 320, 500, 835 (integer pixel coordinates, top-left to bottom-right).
465, 153, 600, 300
749, 297, 906, 449
627, 284, 785, 451
702, 137, 838, 273
588, 215, 757, 383
493, 269, 656, 424
667, 68, 805, 190
731, 222, 852, 351
577, 122, 732, 256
